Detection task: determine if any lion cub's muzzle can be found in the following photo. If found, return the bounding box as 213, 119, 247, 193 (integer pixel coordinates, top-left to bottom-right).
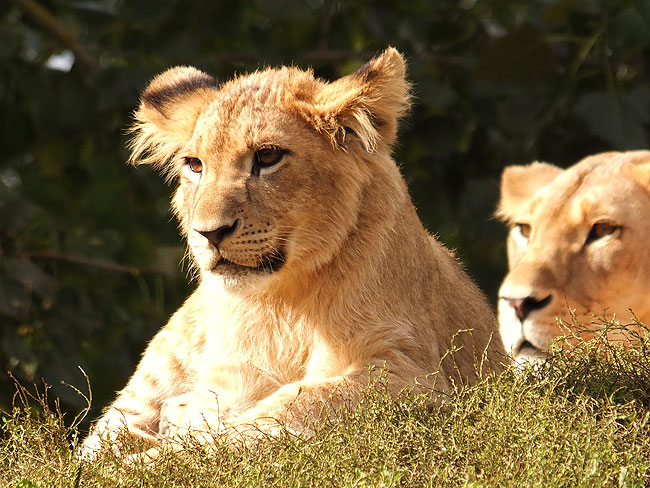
193, 218, 286, 275
197, 219, 240, 249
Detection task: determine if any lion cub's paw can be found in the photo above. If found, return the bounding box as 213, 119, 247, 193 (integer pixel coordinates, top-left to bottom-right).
159, 391, 225, 439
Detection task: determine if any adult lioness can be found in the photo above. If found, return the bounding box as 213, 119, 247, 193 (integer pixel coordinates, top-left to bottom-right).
81, 48, 503, 458
497, 150, 650, 363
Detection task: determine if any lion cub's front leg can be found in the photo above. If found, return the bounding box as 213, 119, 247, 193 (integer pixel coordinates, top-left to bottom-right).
80, 298, 203, 458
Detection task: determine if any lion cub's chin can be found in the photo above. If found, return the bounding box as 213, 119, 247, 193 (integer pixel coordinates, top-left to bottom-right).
203, 269, 277, 293
199, 259, 280, 291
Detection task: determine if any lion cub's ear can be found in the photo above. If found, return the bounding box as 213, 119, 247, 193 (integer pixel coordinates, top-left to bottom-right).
497, 162, 563, 221
129, 66, 220, 169
313, 47, 410, 151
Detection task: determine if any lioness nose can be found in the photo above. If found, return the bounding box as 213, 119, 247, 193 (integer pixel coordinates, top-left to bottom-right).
507, 295, 552, 321
196, 219, 240, 248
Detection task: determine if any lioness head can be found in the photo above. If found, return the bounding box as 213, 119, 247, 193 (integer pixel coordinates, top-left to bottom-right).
497, 151, 650, 362
129, 49, 409, 288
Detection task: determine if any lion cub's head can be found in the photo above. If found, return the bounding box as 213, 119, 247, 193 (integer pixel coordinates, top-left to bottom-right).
497, 151, 650, 362
129, 49, 409, 288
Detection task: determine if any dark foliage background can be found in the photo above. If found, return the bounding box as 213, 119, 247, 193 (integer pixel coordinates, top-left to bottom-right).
2, 0, 650, 420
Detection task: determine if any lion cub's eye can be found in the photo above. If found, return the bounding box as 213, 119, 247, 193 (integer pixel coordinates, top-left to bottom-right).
184, 157, 204, 174
515, 223, 531, 239
252, 147, 285, 176
586, 222, 620, 244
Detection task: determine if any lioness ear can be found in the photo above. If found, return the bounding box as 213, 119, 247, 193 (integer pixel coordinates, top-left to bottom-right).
129, 66, 220, 170
313, 47, 410, 151
497, 162, 563, 221
626, 152, 650, 192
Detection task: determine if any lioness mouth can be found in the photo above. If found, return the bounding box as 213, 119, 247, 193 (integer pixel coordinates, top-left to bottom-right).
516, 340, 548, 360
214, 250, 286, 274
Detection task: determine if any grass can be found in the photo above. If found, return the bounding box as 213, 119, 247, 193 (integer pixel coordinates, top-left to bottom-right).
2, 320, 650, 487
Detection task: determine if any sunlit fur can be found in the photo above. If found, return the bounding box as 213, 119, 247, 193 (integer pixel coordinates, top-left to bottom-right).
497, 150, 650, 363
81, 48, 503, 458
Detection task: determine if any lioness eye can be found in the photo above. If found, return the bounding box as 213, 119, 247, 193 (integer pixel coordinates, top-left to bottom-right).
255, 148, 284, 167
185, 157, 203, 174
516, 223, 531, 238
586, 222, 620, 244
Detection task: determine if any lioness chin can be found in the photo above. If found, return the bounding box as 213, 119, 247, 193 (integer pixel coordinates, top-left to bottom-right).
497, 150, 650, 363
81, 48, 503, 460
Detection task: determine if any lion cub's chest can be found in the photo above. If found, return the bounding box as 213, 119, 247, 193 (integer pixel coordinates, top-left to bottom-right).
198, 289, 315, 399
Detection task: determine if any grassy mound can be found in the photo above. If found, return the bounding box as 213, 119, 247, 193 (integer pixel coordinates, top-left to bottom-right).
3, 322, 650, 487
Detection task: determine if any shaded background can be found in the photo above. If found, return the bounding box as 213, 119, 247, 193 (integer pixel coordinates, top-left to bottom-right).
2, 0, 650, 421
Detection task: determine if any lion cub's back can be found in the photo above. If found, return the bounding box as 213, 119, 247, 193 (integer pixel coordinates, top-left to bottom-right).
428, 235, 503, 380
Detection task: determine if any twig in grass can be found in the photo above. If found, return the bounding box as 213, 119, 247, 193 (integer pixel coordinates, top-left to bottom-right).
73, 466, 82, 488
60, 366, 92, 439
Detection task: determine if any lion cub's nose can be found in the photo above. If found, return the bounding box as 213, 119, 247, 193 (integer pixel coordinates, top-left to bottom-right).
196, 219, 240, 248
507, 295, 552, 321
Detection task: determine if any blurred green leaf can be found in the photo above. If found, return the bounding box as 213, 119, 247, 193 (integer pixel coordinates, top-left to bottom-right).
477, 24, 556, 84
609, 5, 650, 48
4, 259, 58, 303
575, 88, 650, 149
543, 0, 577, 25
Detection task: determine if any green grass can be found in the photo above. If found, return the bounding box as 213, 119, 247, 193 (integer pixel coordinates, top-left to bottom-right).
2, 321, 650, 487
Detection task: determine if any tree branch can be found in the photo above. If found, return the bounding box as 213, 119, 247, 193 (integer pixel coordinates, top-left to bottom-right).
21, 250, 167, 275
318, 0, 334, 52
4, 0, 98, 72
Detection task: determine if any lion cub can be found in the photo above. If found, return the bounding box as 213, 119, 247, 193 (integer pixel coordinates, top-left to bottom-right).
497, 150, 650, 363
81, 48, 503, 458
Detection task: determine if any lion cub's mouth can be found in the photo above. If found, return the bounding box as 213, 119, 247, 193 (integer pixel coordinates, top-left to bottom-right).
212, 249, 286, 275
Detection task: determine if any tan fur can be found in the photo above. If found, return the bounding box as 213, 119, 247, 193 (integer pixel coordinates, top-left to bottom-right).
497, 150, 650, 363
81, 48, 503, 458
